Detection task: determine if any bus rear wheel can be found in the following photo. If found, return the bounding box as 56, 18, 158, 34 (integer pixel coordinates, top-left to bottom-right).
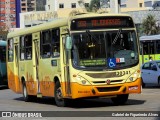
54, 81, 68, 107
22, 82, 33, 102
111, 94, 129, 105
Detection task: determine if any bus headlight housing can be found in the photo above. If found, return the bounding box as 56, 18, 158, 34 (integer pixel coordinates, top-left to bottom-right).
76, 75, 91, 85
129, 70, 141, 82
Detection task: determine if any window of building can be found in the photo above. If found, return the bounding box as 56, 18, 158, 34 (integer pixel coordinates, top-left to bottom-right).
20, 35, 32, 60
22, 3, 26, 6
85, 3, 89, 8
8, 39, 14, 62
71, 3, 76, 8
10, 2, 15, 4
41, 30, 51, 58
139, 3, 143, 7
59, 3, 64, 8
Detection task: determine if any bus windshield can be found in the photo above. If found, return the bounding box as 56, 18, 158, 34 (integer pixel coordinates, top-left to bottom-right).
71, 30, 138, 70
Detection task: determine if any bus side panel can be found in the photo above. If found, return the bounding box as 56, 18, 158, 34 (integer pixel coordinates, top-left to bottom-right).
39, 81, 54, 97
7, 64, 22, 93
24, 60, 37, 95
141, 55, 149, 63
155, 54, 160, 60
39, 58, 60, 97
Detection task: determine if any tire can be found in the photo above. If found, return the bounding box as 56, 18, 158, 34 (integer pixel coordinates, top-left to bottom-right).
111, 94, 129, 105
54, 81, 68, 107
141, 78, 145, 88
22, 82, 33, 102
158, 77, 160, 86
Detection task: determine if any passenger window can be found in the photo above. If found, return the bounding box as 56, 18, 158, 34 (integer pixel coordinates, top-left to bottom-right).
20, 34, 32, 60
41, 30, 51, 58
8, 39, 14, 62
20, 36, 25, 60
52, 29, 60, 57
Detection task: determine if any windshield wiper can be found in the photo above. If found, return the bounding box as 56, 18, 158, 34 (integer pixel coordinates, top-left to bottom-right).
86, 30, 98, 43
112, 28, 122, 45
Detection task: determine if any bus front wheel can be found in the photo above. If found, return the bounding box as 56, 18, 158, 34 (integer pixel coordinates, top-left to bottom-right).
111, 94, 129, 105
54, 81, 68, 107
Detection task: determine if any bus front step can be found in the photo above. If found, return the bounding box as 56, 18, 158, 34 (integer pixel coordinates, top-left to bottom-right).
37, 93, 42, 98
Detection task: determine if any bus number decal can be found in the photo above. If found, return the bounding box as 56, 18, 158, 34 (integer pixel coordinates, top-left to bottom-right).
116, 71, 131, 76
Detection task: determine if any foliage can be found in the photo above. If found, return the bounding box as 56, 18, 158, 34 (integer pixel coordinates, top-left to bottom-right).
142, 14, 159, 35
78, 0, 101, 12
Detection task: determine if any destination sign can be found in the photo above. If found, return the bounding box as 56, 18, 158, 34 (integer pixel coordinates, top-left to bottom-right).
71, 16, 134, 30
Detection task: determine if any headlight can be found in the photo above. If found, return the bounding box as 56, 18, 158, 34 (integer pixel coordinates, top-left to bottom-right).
129, 70, 141, 82
75, 75, 91, 85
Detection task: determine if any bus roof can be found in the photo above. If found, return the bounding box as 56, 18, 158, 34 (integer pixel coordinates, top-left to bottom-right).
139, 34, 160, 41
70, 13, 132, 19
7, 13, 132, 38
7, 18, 68, 38
0, 40, 7, 46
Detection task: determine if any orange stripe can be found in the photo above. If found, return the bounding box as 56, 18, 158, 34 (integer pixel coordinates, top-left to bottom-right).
8, 68, 22, 93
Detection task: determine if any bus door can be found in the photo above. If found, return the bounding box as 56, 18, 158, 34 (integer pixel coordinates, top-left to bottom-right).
14, 38, 21, 92
32, 33, 41, 97
141, 41, 156, 63
62, 35, 71, 96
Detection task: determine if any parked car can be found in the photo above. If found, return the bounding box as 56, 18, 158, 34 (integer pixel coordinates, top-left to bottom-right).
141, 60, 160, 87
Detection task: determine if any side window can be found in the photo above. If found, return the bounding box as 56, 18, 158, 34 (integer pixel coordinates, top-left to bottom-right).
142, 63, 150, 70
52, 29, 60, 57
156, 41, 160, 54
25, 35, 32, 60
8, 39, 14, 62
151, 63, 157, 70
0, 46, 6, 62
20, 34, 32, 60
41, 30, 51, 58
20, 36, 25, 60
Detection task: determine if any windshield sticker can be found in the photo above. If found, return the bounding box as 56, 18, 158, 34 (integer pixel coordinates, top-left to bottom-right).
79, 59, 106, 66
108, 58, 116, 68
116, 58, 125, 63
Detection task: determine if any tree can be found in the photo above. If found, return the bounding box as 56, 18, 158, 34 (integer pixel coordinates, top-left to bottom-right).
88, 0, 100, 12
78, 0, 109, 13
142, 14, 159, 35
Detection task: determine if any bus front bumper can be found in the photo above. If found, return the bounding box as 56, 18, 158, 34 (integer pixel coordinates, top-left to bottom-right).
68, 78, 141, 99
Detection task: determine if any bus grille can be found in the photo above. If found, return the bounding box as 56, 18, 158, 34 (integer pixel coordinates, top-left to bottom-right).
97, 86, 120, 92
92, 80, 123, 84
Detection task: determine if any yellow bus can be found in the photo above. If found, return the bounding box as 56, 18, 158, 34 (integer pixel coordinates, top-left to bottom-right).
7, 13, 141, 107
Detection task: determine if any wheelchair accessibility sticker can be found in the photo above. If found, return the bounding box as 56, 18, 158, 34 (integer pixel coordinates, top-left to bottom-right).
108, 58, 116, 68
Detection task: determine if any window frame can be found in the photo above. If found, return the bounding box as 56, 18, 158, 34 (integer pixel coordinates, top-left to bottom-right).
20, 34, 32, 61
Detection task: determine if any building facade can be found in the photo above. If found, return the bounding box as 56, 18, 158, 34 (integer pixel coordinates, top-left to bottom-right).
0, 0, 16, 30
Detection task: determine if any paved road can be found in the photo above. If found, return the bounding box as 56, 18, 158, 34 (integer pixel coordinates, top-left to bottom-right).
0, 85, 160, 120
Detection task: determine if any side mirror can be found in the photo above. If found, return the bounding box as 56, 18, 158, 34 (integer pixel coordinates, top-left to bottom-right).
65, 36, 72, 50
